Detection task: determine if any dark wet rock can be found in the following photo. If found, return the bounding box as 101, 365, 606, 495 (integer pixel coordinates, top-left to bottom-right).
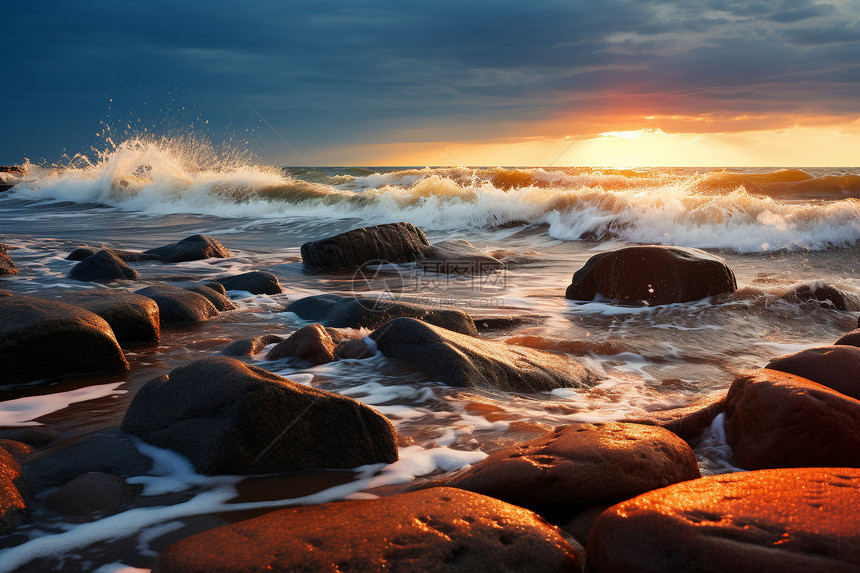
135, 285, 218, 325
25, 429, 153, 490
564, 505, 610, 547
60, 291, 160, 345
724, 368, 860, 470
68, 249, 139, 282
587, 468, 860, 572
154, 487, 581, 573
565, 245, 737, 306
0, 427, 59, 448
121, 356, 398, 475
202, 281, 226, 295
143, 234, 231, 263
67, 247, 162, 262
215, 271, 282, 295
419, 239, 505, 275
265, 324, 339, 365
370, 317, 599, 392
185, 285, 237, 311
335, 338, 375, 360
836, 328, 860, 348
44, 472, 141, 516
765, 346, 860, 399
784, 282, 857, 311
0, 295, 128, 385
623, 394, 725, 442
221, 334, 284, 357
287, 293, 479, 336
473, 315, 541, 332
0, 440, 34, 461
446, 423, 700, 520
0, 244, 8, 255
300, 222, 429, 269
0, 446, 28, 534
0, 253, 17, 276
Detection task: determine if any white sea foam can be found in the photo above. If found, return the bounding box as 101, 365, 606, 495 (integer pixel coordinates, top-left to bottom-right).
0, 382, 126, 426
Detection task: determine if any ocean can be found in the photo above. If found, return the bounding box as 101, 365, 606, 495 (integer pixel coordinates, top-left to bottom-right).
0, 137, 859, 570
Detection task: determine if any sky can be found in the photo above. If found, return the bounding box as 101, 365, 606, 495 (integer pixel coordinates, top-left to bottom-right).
2, 0, 860, 167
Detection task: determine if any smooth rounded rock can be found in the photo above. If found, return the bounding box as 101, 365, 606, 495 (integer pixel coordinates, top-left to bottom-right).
60, 291, 160, 345
587, 468, 860, 572
68, 249, 139, 282
221, 334, 284, 357
144, 234, 231, 263
766, 346, 860, 399
215, 271, 282, 295
67, 247, 162, 262
335, 338, 375, 360
265, 324, 339, 365
565, 245, 737, 306
419, 239, 505, 275
300, 222, 429, 269
0, 253, 17, 277
135, 285, 218, 325
154, 487, 581, 573
836, 328, 860, 348
185, 285, 237, 311
0, 446, 28, 534
623, 394, 725, 442
44, 472, 141, 516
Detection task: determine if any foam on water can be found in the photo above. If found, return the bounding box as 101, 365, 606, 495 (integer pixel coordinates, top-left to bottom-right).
0, 382, 126, 426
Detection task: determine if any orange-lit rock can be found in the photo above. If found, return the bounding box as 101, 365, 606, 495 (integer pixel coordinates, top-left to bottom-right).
0, 253, 17, 276
265, 323, 338, 365
0, 446, 28, 534
765, 346, 860, 399
623, 394, 725, 442
154, 487, 581, 573
446, 422, 700, 519
587, 468, 860, 572
724, 369, 860, 469
835, 328, 860, 348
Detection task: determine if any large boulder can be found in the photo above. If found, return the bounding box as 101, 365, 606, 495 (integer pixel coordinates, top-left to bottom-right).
419, 239, 505, 275
60, 291, 160, 345
370, 317, 599, 392
446, 422, 700, 519
587, 468, 860, 572
265, 324, 339, 365
0, 295, 129, 385
0, 446, 28, 534
121, 357, 398, 475
765, 346, 860, 399
135, 286, 219, 325
300, 222, 429, 269
68, 249, 139, 282
0, 253, 17, 276
724, 368, 860, 469
67, 247, 161, 262
215, 271, 282, 295
143, 234, 231, 263
153, 487, 581, 573
565, 245, 737, 306
287, 294, 478, 336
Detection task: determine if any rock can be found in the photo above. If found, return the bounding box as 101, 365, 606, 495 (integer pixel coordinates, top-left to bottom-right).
121, 357, 398, 475
44, 472, 141, 516
287, 294, 479, 336
135, 286, 218, 325
370, 317, 599, 392
765, 346, 860, 399
0, 446, 28, 534
419, 239, 505, 274
836, 328, 860, 347
185, 285, 237, 311
25, 429, 153, 490
215, 271, 282, 295
587, 468, 860, 572
473, 315, 541, 332
784, 282, 853, 310
564, 505, 610, 546
565, 245, 737, 306
59, 291, 160, 346
143, 234, 231, 263
723, 368, 860, 470
0, 440, 34, 460
153, 487, 581, 573
67, 247, 161, 262
0, 427, 59, 447
222, 334, 284, 357
0, 295, 128, 385
265, 324, 339, 365
300, 222, 429, 269
68, 250, 139, 282
623, 394, 725, 442
446, 423, 700, 519
0, 253, 17, 276
335, 338, 375, 360
0, 244, 7, 255
202, 281, 226, 295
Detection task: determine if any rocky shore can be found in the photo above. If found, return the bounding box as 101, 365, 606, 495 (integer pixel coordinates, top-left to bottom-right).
1, 222, 859, 572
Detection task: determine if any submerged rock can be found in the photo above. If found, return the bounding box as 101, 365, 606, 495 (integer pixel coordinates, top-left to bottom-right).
135, 285, 219, 325
143, 234, 231, 263
724, 368, 860, 469
44, 472, 141, 516
0, 295, 128, 385
287, 293, 478, 336
623, 394, 725, 442
335, 338, 375, 360
60, 291, 160, 345
153, 487, 581, 573
784, 282, 854, 310
765, 345, 860, 399
565, 245, 737, 306
446, 422, 700, 519
67, 247, 161, 262
0, 446, 28, 534
221, 334, 285, 357
68, 249, 139, 282
588, 468, 860, 572
370, 317, 599, 392
215, 271, 282, 295
185, 284, 237, 311
265, 324, 339, 365
300, 222, 429, 269
121, 357, 398, 475
0, 253, 17, 276
419, 239, 505, 275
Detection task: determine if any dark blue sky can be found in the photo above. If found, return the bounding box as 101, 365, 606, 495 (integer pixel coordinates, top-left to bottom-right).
2, 0, 859, 165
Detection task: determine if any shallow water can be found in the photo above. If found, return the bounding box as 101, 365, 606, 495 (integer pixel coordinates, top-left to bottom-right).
1, 145, 858, 570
